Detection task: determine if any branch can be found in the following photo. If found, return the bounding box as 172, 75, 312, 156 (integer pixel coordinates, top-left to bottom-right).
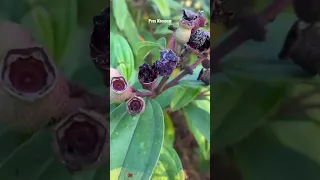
212, 0, 292, 72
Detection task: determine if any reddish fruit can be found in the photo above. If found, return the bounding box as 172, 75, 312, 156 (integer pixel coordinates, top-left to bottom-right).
110, 76, 132, 103
126, 96, 146, 116
0, 46, 69, 133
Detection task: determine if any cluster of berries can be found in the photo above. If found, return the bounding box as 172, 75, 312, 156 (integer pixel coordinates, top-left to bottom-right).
110, 9, 211, 115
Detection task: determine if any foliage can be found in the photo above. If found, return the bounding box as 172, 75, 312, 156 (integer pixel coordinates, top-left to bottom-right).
212, 1, 320, 179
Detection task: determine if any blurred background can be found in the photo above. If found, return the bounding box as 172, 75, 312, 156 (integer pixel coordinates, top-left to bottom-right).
0, 0, 108, 179
212, 0, 320, 180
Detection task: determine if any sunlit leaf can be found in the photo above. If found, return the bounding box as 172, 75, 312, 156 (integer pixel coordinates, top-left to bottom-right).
110, 100, 164, 180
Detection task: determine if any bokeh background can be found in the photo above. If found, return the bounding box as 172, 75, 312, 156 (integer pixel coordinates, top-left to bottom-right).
212, 0, 320, 180
0, 0, 108, 179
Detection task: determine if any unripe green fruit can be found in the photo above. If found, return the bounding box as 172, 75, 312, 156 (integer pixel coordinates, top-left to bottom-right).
175, 22, 194, 44
0, 46, 69, 133
174, 22, 194, 56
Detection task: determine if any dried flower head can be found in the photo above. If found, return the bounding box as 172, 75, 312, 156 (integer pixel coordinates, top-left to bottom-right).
110, 76, 132, 103
138, 63, 158, 90
181, 9, 206, 32
90, 8, 109, 70
1, 46, 57, 100
187, 30, 210, 52
53, 109, 109, 172
154, 50, 179, 76
127, 96, 146, 116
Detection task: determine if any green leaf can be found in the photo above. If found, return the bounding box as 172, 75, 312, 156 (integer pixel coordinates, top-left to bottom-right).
151, 145, 184, 180
151, 0, 170, 18
212, 82, 286, 151
20, 6, 55, 57
234, 128, 320, 180
112, 0, 128, 30
184, 102, 210, 143
112, 33, 134, 81
110, 100, 164, 180
155, 85, 178, 108
0, 129, 29, 165
135, 39, 165, 66
270, 121, 320, 165
154, 23, 172, 35
123, 11, 140, 58
163, 112, 175, 147
170, 87, 201, 111
25, 0, 78, 63
77, 0, 108, 27
0, 129, 54, 179
0, 0, 30, 22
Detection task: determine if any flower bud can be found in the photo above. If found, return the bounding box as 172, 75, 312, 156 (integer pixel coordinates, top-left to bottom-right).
187, 30, 210, 52
197, 68, 210, 85
90, 8, 109, 71
53, 109, 109, 172
0, 45, 69, 133
0, 21, 36, 56
110, 76, 132, 103
154, 50, 179, 76
138, 63, 158, 91
126, 96, 146, 116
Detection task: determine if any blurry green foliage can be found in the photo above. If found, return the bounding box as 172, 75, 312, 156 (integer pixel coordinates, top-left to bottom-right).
212, 0, 320, 177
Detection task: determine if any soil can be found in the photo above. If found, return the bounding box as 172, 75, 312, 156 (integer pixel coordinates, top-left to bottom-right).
169, 111, 210, 180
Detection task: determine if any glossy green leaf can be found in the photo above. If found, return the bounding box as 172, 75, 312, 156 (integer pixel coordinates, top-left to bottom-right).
184, 102, 210, 143
20, 6, 54, 57
270, 121, 320, 165
112, 0, 128, 30
135, 38, 166, 66
112, 34, 134, 81
155, 85, 178, 108
163, 112, 175, 147
212, 82, 286, 151
0, 129, 54, 179
110, 100, 164, 180
170, 87, 201, 111
151, 145, 184, 180
34, 159, 73, 180
123, 11, 140, 57
151, 0, 170, 18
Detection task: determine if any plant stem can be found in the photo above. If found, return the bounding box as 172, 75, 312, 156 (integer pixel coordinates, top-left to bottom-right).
163, 57, 206, 91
